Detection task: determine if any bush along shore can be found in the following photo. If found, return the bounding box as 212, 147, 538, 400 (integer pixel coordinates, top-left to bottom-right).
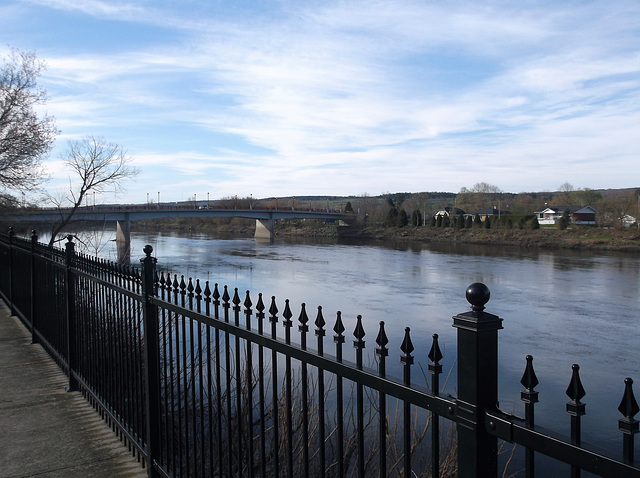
131, 217, 640, 253
335, 225, 640, 252
267, 220, 639, 252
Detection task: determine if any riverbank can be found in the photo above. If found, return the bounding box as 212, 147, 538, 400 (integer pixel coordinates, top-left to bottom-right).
276, 223, 640, 252
128, 218, 640, 253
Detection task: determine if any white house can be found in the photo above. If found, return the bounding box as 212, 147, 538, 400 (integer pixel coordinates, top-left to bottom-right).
534, 205, 597, 226
622, 215, 637, 228
434, 207, 465, 218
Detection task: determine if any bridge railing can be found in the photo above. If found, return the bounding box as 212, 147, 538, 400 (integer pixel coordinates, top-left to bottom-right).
0, 229, 638, 478
7, 202, 352, 214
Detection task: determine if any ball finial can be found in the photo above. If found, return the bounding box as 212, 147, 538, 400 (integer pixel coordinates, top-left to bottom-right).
143, 244, 153, 257
466, 283, 490, 312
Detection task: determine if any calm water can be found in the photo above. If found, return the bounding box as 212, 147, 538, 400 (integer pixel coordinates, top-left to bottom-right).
102, 230, 639, 461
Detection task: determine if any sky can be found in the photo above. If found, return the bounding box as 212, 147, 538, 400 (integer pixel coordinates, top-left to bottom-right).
2, 0, 639, 204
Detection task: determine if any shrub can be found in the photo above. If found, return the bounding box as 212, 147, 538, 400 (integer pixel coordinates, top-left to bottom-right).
398, 209, 409, 227
529, 217, 540, 230
464, 215, 473, 229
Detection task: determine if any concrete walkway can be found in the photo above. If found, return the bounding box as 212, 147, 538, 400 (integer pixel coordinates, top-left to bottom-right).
0, 301, 147, 478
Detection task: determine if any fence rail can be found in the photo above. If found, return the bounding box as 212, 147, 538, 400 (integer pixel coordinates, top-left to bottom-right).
0, 228, 638, 478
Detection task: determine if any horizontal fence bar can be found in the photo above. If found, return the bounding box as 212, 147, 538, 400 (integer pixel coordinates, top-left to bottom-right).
486, 410, 640, 478
151, 295, 459, 419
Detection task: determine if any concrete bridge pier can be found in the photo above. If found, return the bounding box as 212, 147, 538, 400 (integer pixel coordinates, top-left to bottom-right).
254, 217, 274, 241
116, 214, 131, 264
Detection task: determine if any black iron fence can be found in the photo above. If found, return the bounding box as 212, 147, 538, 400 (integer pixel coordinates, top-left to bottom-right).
0, 228, 638, 478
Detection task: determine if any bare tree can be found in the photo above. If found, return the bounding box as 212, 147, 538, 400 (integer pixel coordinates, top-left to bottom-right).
558, 182, 575, 193
456, 182, 503, 212
48, 135, 138, 245
600, 192, 636, 229
554, 182, 577, 205
0, 47, 58, 191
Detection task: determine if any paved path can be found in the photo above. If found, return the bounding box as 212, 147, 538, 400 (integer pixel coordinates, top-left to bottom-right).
0, 301, 147, 478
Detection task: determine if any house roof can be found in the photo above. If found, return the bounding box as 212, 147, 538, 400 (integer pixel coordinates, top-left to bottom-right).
469, 208, 509, 216
534, 205, 597, 215
434, 207, 466, 216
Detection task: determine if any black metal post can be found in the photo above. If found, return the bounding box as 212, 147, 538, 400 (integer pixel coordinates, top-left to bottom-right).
429, 334, 443, 478
401, 327, 414, 478
354, 315, 366, 478
520, 355, 539, 478
30, 230, 38, 344
452, 283, 502, 478
618, 377, 639, 465
64, 236, 79, 392
375, 322, 389, 478
8, 227, 14, 316
141, 245, 162, 478
566, 364, 586, 478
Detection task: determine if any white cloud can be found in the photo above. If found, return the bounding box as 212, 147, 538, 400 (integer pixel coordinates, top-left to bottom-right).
7, 0, 639, 202
24, 0, 147, 19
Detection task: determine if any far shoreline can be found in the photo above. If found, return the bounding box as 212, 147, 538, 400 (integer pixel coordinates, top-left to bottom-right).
14, 218, 640, 254
278, 223, 640, 253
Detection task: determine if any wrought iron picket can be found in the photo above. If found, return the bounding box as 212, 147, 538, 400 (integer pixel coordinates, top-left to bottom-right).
0, 231, 638, 478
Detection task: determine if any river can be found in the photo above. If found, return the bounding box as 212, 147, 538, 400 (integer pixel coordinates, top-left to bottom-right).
97, 230, 639, 465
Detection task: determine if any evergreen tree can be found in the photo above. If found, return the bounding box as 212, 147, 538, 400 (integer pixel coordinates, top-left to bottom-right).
530, 216, 540, 229
484, 216, 492, 229
386, 206, 398, 227
474, 214, 482, 228
398, 209, 409, 227
465, 215, 473, 228
411, 209, 422, 226
558, 209, 570, 230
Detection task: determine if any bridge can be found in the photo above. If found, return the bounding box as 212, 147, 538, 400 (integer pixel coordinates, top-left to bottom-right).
5, 205, 354, 262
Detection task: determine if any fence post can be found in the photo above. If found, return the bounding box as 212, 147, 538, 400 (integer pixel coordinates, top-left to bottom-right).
65, 235, 78, 392
141, 245, 161, 478
8, 227, 14, 316
30, 230, 38, 344
452, 283, 503, 478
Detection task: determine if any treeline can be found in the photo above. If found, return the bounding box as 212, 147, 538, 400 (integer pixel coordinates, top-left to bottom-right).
428, 214, 540, 230
374, 195, 539, 230
337, 183, 638, 230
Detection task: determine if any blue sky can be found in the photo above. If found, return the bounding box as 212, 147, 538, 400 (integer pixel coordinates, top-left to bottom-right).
2, 0, 639, 204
